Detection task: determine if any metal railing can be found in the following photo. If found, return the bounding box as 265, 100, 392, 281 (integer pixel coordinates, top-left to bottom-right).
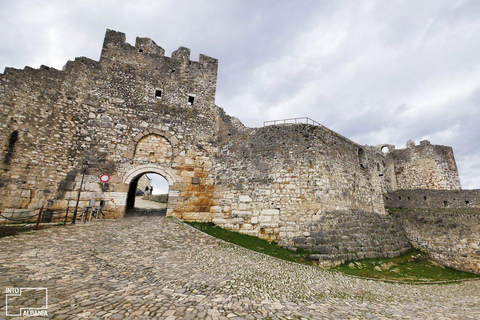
263, 117, 322, 127
0, 207, 71, 229
1, 202, 105, 229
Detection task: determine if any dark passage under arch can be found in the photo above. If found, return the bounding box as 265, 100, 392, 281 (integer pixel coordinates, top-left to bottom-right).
126, 173, 169, 215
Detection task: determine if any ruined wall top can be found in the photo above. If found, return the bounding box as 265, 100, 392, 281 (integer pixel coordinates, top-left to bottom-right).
100, 29, 218, 73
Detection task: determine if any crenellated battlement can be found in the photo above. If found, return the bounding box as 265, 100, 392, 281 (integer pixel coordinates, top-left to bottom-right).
135, 36, 165, 56
100, 29, 218, 73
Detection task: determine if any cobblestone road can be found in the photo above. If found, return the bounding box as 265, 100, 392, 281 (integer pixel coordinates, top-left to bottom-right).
0, 215, 479, 319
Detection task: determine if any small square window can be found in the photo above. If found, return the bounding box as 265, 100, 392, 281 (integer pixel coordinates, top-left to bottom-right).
188, 95, 195, 105
155, 90, 162, 99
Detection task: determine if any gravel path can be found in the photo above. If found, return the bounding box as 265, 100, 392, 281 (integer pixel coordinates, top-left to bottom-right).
0, 215, 478, 319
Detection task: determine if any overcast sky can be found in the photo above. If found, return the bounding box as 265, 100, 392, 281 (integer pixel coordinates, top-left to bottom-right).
1, 0, 479, 190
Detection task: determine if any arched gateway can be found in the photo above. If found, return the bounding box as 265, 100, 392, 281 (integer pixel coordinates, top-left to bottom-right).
122, 164, 176, 213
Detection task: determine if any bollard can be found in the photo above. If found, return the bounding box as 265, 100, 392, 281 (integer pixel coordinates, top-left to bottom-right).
64, 207, 69, 226
35, 206, 44, 231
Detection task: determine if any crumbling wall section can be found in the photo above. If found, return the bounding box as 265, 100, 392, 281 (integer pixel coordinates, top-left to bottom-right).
378, 140, 461, 192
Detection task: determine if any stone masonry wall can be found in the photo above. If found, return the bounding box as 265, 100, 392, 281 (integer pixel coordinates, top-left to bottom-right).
385, 189, 480, 209
137, 175, 151, 194
376, 140, 461, 192
0, 29, 220, 221
208, 123, 410, 263
391, 209, 480, 274
305, 211, 410, 267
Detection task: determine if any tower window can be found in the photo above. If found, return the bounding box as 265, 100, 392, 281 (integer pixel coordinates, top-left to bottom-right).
155, 90, 162, 99
188, 95, 195, 105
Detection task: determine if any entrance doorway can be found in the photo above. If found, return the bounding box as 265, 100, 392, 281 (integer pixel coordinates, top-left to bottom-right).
126, 173, 169, 215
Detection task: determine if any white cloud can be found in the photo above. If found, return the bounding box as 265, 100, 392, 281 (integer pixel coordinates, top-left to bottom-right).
0, 0, 479, 188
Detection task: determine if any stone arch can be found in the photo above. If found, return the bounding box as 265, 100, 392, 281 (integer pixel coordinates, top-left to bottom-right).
134, 134, 173, 163
126, 128, 180, 159
123, 164, 176, 185
122, 164, 176, 210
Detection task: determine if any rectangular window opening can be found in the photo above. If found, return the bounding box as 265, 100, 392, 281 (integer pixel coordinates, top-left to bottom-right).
465, 201, 470, 205
443, 201, 448, 207
188, 95, 195, 105
155, 90, 162, 99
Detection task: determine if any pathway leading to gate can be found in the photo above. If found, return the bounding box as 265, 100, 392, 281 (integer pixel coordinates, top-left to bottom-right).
0, 215, 479, 319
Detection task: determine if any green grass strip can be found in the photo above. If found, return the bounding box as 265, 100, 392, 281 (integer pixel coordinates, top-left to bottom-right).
187, 222, 480, 283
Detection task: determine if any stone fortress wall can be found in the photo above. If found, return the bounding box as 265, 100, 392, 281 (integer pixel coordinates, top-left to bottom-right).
386, 189, 480, 209
0, 29, 221, 221
211, 124, 410, 265
0, 30, 478, 272
385, 189, 480, 274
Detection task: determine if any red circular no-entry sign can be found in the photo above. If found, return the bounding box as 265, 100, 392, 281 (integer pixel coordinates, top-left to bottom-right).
99, 174, 110, 183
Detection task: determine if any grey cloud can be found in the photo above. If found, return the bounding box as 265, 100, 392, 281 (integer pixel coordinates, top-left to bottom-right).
0, 0, 478, 188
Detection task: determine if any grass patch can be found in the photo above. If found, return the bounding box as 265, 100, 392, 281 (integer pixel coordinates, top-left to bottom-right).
187, 222, 313, 265
333, 248, 480, 282
188, 222, 480, 283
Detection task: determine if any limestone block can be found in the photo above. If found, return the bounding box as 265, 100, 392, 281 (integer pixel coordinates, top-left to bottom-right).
251, 216, 259, 224
239, 195, 252, 202
261, 209, 279, 216
260, 222, 278, 228
84, 182, 100, 192
20, 189, 31, 198
212, 218, 228, 225
210, 206, 222, 213
258, 215, 272, 223
242, 223, 253, 230
255, 189, 271, 196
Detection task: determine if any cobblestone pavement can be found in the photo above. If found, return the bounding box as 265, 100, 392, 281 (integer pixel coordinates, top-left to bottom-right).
133, 197, 167, 210
0, 215, 479, 319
